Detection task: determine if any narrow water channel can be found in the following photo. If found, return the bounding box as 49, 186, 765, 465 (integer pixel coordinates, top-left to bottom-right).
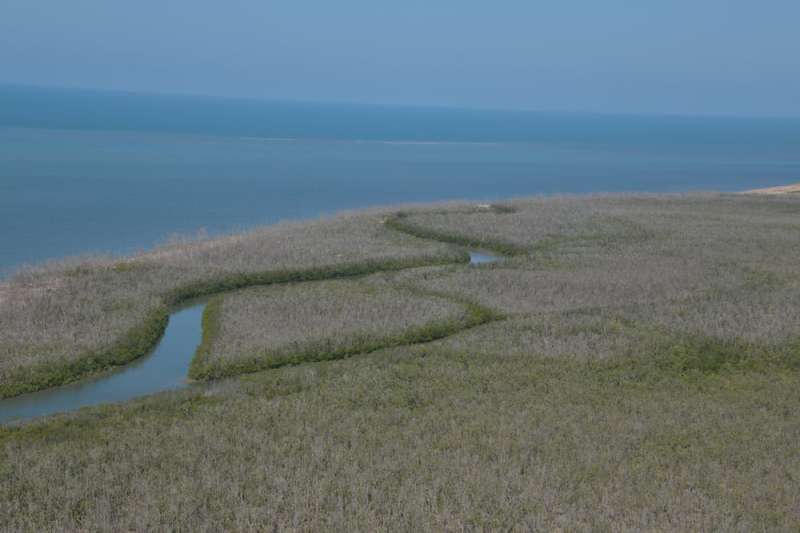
0, 252, 501, 425
0, 301, 206, 424
468, 251, 500, 265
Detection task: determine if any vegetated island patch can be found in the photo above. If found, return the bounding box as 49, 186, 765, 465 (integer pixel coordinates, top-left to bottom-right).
189, 276, 496, 380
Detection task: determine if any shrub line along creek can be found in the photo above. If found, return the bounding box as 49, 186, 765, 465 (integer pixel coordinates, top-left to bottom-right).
0, 252, 500, 424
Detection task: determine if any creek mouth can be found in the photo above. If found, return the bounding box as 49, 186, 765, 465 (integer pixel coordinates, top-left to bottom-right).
0, 251, 502, 425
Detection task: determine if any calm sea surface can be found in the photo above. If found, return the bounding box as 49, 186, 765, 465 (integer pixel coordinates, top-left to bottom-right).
2, 86, 800, 276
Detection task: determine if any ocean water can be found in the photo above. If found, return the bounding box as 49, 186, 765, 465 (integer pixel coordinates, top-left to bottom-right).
2, 85, 800, 276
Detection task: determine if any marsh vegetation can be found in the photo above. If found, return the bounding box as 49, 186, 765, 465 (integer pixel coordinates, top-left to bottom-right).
0, 213, 464, 398
2, 192, 800, 530
190, 277, 493, 380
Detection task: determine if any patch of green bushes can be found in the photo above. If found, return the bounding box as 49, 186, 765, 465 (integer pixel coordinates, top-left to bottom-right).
655, 335, 800, 377
592, 330, 800, 387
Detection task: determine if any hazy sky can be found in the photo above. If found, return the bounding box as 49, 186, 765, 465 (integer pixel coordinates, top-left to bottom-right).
2, 1, 799, 116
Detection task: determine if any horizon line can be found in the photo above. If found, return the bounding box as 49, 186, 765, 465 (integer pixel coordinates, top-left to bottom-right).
3, 81, 799, 122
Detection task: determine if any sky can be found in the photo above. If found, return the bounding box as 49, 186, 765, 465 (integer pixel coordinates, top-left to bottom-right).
2, 1, 799, 116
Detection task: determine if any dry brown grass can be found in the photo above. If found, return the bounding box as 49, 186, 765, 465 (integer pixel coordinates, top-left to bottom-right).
0, 212, 464, 397
2, 192, 800, 530
421, 312, 653, 362
191, 277, 475, 377
398, 194, 800, 346
413, 255, 708, 315
2, 342, 799, 531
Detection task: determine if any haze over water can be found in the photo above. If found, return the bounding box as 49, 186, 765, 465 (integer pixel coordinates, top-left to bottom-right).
2, 85, 800, 276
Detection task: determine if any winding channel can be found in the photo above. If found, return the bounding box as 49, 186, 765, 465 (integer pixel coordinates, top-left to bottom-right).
0, 252, 499, 424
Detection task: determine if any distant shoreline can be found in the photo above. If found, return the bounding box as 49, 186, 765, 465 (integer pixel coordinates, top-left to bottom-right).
742, 182, 800, 194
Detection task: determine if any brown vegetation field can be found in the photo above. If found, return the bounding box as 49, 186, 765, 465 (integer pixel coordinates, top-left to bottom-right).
0, 212, 464, 398
2, 192, 800, 530
189, 277, 491, 380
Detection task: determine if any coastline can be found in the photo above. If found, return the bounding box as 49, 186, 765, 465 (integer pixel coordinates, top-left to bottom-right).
741, 182, 800, 194
4, 191, 800, 528
3, 189, 800, 401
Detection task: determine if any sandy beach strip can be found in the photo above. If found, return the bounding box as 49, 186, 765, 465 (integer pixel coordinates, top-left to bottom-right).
742, 182, 800, 195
